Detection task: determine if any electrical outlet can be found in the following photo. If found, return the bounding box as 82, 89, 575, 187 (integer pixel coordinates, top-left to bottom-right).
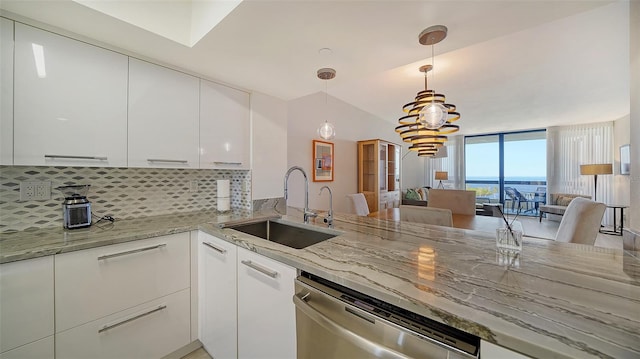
20, 181, 51, 201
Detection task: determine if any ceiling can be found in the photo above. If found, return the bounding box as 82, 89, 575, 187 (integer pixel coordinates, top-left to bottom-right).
0, 1, 630, 136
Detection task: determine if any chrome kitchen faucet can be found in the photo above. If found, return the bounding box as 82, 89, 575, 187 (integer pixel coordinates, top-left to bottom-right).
319, 186, 334, 228
284, 166, 317, 224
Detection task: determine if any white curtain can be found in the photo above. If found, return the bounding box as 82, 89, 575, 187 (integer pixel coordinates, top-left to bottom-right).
547, 122, 614, 225
424, 135, 464, 189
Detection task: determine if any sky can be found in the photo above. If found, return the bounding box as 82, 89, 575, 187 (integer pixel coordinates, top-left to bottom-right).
465, 139, 547, 179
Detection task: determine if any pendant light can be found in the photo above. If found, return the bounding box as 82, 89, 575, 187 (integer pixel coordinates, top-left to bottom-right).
317, 67, 336, 140
396, 25, 460, 157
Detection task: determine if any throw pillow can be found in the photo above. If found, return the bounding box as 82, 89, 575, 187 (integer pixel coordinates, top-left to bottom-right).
556, 196, 573, 206
405, 188, 420, 200
418, 187, 429, 201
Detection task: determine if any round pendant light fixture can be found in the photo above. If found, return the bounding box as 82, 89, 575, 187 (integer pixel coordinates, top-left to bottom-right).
396, 25, 461, 157
317, 67, 336, 140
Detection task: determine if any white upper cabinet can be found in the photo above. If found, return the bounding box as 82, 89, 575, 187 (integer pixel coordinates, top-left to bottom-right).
200, 79, 250, 169
128, 58, 199, 168
13, 23, 128, 167
0, 19, 13, 165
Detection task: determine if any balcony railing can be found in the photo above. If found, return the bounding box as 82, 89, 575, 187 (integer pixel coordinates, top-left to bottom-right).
466, 180, 547, 216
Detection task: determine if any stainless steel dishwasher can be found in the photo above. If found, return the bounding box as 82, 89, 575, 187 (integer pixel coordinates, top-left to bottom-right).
294, 272, 480, 359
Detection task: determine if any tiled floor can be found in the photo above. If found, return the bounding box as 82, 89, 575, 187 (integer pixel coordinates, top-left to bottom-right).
181, 348, 211, 359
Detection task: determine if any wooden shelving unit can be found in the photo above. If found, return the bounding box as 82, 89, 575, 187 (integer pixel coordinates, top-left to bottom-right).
357, 139, 401, 213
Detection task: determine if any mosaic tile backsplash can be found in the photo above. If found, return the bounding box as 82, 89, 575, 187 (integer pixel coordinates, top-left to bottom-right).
0, 166, 251, 232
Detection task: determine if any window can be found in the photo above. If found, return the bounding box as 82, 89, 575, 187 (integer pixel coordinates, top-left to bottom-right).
465, 130, 546, 216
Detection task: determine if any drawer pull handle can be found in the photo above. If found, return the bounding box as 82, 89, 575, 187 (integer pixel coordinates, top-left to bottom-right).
147, 159, 188, 164
97, 244, 167, 261
213, 161, 242, 165
98, 305, 167, 333
241, 260, 278, 278
45, 154, 107, 161
203, 241, 227, 254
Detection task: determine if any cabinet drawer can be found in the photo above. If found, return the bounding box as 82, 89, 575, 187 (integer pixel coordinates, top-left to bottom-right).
0, 256, 54, 353
56, 289, 190, 359
55, 233, 190, 332
0, 336, 53, 359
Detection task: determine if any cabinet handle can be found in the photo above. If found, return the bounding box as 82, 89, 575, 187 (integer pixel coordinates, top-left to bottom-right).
98, 305, 167, 333
147, 159, 188, 164
45, 154, 107, 161
203, 241, 227, 254
97, 243, 167, 261
213, 161, 242, 165
241, 260, 278, 278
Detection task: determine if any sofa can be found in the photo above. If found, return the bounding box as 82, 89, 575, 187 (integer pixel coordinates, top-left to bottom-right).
539, 193, 591, 222
401, 187, 429, 206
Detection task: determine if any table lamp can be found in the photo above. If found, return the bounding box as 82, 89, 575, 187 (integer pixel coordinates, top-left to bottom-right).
435, 171, 448, 189
579, 164, 612, 202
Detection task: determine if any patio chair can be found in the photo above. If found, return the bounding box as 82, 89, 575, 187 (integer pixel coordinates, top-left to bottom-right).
504, 187, 535, 214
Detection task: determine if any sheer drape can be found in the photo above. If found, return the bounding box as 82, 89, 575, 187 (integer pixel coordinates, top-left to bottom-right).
424, 136, 464, 189
547, 122, 614, 225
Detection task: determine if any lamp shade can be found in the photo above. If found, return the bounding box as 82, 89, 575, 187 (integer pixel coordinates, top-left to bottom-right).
580, 164, 612, 175
435, 171, 448, 180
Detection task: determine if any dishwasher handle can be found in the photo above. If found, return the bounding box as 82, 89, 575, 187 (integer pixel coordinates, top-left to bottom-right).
293, 292, 410, 359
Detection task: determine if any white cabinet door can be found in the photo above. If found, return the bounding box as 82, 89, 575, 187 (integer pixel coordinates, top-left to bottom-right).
13, 23, 128, 167
128, 58, 199, 168
480, 340, 531, 359
0, 18, 13, 165
56, 289, 190, 359
0, 336, 53, 359
198, 232, 237, 359
200, 79, 250, 169
0, 256, 54, 354
55, 233, 190, 332
237, 247, 297, 359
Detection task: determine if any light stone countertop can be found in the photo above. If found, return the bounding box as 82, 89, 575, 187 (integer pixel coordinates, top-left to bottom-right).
1, 208, 638, 359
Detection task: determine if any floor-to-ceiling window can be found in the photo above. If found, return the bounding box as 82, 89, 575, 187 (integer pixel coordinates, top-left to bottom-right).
465, 130, 546, 216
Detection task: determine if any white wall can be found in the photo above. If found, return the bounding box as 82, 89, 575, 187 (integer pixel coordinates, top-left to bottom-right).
250, 92, 288, 200
286, 92, 421, 214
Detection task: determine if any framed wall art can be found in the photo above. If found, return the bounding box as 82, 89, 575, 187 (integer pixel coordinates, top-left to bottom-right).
620, 144, 630, 175
313, 140, 334, 182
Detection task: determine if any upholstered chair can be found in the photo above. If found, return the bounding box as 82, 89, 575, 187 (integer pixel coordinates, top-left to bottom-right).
347, 193, 370, 216
427, 189, 477, 215
399, 205, 453, 227
555, 197, 606, 245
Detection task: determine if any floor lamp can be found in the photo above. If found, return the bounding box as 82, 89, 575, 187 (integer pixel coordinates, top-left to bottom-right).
580, 164, 612, 202
435, 171, 448, 189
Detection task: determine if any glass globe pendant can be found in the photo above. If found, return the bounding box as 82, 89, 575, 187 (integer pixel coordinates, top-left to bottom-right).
317, 120, 336, 140
316, 67, 337, 140
419, 102, 448, 129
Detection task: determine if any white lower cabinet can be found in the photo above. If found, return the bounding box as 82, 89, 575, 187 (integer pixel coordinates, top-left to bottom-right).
0, 256, 54, 357
55, 233, 190, 332
54, 232, 191, 358
56, 289, 190, 359
0, 336, 54, 359
481, 340, 531, 358
197, 232, 297, 359
237, 246, 297, 359
198, 232, 238, 359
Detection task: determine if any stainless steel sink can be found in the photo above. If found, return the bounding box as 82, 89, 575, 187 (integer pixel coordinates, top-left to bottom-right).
221, 217, 339, 249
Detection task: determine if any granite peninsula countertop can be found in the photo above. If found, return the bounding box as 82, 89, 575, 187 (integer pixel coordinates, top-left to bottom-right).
1, 208, 639, 359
